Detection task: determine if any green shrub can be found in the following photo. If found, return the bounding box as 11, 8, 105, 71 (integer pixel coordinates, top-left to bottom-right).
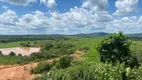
31, 62, 51, 74
96, 32, 139, 68
18, 54, 22, 56
9, 51, 16, 56
16, 56, 31, 64
20, 42, 30, 47
42, 43, 54, 50
16, 42, 76, 64
0, 51, 4, 56
56, 56, 73, 69
40, 42, 76, 60
30, 52, 44, 60
35, 63, 142, 80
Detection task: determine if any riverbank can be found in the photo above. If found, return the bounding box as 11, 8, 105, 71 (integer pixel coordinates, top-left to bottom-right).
0, 47, 40, 56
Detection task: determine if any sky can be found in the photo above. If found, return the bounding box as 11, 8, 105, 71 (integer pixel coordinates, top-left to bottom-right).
0, 0, 142, 35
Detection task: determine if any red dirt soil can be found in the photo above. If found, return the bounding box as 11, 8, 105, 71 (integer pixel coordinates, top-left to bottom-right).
0, 50, 84, 80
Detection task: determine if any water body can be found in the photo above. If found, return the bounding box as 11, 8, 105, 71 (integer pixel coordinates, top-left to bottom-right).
0, 47, 40, 56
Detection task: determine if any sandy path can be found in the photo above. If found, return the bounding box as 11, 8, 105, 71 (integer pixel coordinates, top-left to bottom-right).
0, 63, 38, 80
0, 50, 84, 80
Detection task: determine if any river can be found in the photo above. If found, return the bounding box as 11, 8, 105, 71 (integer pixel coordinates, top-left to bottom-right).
0, 47, 40, 56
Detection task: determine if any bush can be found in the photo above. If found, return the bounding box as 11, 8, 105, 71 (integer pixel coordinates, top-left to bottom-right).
35, 63, 142, 80
42, 43, 54, 50
16, 41, 76, 64
31, 62, 51, 74
18, 54, 22, 56
16, 56, 30, 64
40, 42, 76, 60
20, 42, 30, 47
0, 51, 4, 56
30, 52, 44, 60
96, 32, 139, 68
9, 51, 16, 56
56, 56, 73, 69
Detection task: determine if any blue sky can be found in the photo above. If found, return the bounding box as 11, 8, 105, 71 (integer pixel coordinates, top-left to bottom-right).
0, 0, 142, 35
0, 0, 83, 15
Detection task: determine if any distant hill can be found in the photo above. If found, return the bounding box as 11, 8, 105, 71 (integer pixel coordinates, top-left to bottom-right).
128, 33, 142, 37
74, 32, 109, 37
1, 32, 142, 37
73, 32, 142, 37
74, 32, 142, 37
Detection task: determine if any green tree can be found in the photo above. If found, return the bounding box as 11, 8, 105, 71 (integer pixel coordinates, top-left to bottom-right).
96, 32, 139, 68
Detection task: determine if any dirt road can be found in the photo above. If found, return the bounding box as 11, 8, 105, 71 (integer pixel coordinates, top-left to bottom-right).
0, 50, 84, 80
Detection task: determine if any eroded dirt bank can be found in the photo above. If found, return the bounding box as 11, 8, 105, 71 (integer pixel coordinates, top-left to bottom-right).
0, 50, 84, 80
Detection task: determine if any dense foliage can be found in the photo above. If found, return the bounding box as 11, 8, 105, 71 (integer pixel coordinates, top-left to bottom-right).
31, 62, 51, 74
0, 35, 69, 43
56, 56, 73, 69
34, 33, 142, 80
9, 51, 16, 56
17, 42, 76, 64
96, 32, 139, 68
1, 34, 142, 80
34, 63, 142, 80
20, 42, 31, 47
31, 56, 73, 74
40, 42, 75, 59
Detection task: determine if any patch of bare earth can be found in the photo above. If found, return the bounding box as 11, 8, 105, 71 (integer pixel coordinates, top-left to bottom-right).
0, 50, 84, 80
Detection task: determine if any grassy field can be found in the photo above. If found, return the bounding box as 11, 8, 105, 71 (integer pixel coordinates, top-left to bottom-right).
0, 56, 24, 65
0, 36, 102, 65
32, 34, 142, 80
0, 36, 142, 65
0, 41, 33, 48
1, 35, 142, 80
0, 40, 49, 48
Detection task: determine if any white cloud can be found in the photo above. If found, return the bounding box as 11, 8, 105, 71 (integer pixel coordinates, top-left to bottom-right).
40, 0, 46, 3
2, 6, 8, 9
40, 0, 57, 11
47, 7, 142, 34
0, 0, 35, 6
0, 10, 18, 25
105, 16, 142, 33
114, 0, 139, 15
138, 16, 142, 22
0, 8, 110, 34
82, 0, 108, 12
0, 10, 20, 34
95, 11, 113, 22
0, 5, 142, 34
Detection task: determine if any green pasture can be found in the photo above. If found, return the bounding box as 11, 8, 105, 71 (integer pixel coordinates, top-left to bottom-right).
0, 36, 142, 65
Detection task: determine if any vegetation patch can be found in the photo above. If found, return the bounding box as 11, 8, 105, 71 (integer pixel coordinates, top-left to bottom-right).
35, 63, 142, 80
96, 32, 139, 68
31, 62, 52, 74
